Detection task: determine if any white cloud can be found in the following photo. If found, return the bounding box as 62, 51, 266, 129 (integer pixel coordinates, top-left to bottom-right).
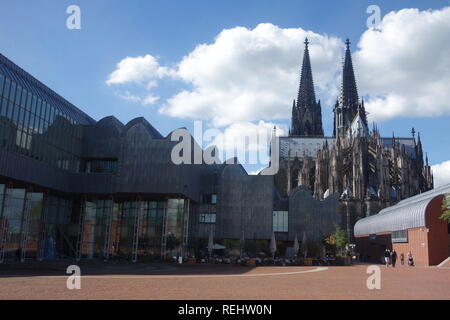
107, 7, 450, 126
201, 120, 286, 165
107, 54, 174, 86
116, 91, 160, 105
116, 91, 143, 103
208, 120, 286, 151
354, 7, 450, 122
160, 23, 342, 126
249, 168, 264, 175
142, 94, 160, 105
431, 160, 450, 188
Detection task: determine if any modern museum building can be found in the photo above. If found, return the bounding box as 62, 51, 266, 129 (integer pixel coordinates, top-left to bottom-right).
0, 53, 340, 263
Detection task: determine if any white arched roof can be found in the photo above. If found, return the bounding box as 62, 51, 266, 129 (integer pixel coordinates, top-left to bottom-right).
354, 184, 450, 236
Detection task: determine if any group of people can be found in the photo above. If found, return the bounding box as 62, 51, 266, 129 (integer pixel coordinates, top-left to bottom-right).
383, 249, 414, 267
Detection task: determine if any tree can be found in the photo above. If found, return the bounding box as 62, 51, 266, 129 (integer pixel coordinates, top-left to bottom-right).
334, 225, 348, 253
441, 193, 450, 223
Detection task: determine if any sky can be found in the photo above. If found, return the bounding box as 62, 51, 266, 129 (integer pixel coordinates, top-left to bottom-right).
0, 0, 450, 185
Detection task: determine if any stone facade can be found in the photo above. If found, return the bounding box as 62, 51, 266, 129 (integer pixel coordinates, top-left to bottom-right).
276, 39, 434, 241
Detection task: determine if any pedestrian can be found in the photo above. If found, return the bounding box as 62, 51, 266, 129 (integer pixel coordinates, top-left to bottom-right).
407, 251, 414, 266
390, 250, 397, 267
383, 249, 391, 267
400, 253, 404, 265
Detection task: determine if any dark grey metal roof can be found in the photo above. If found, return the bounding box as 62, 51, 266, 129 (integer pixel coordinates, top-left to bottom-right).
279, 136, 416, 159
354, 183, 450, 236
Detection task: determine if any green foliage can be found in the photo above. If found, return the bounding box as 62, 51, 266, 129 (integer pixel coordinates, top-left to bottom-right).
322, 225, 348, 255
441, 193, 450, 223
334, 225, 348, 250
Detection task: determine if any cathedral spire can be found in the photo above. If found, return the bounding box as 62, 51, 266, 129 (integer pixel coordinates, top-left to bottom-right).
297, 38, 316, 109
290, 38, 324, 137
339, 39, 359, 108
334, 38, 361, 137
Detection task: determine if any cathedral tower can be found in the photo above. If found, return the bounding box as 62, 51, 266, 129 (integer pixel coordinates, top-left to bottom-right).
333, 39, 367, 137
290, 38, 324, 137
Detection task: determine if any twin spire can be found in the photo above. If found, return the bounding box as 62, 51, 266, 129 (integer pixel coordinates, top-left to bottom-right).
290, 37, 361, 138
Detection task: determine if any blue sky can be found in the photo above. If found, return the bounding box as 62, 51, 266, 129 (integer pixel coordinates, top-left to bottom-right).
0, 0, 449, 180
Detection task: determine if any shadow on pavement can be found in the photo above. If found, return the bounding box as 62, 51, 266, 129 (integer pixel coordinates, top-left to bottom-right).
0, 260, 270, 278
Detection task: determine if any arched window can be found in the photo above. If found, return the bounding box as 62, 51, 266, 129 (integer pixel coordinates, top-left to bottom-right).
291, 169, 299, 189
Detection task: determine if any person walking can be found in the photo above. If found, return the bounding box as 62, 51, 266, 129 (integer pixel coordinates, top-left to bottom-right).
407, 251, 414, 266
383, 249, 391, 267
390, 250, 397, 267
400, 253, 405, 265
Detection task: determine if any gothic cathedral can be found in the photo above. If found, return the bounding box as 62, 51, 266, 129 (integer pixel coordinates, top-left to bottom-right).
275, 38, 434, 240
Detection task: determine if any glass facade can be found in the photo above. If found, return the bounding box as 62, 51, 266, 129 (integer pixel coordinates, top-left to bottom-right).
0, 186, 45, 262
273, 211, 288, 233
138, 201, 165, 258
0, 56, 94, 172
41, 195, 78, 260
0, 184, 188, 262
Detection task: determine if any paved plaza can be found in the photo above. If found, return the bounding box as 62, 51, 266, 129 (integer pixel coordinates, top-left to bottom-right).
0, 262, 449, 300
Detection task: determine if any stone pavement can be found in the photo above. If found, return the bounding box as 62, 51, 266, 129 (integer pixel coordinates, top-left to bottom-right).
0, 262, 449, 300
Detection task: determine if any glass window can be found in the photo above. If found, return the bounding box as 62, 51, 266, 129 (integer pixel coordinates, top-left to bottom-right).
15, 85, 22, 105
392, 230, 408, 243
7, 100, 13, 119
202, 194, 217, 204
199, 213, 216, 224
23, 110, 30, 128
12, 104, 20, 123
273, 211, 288, 233
44, 104, 49, 122
2, 188, 26, 260
17, 106, 25, 124
3, 78, 10, 99
20, 88, 27, 107
37, 99, 44, 118
83, 159, 118, 173
0, 74, 4, 95
9, 81, 16, 102
50, 106, 55, 122
31, 96, 37, 114
26, 92, 32, 110
0, 98, 7, 116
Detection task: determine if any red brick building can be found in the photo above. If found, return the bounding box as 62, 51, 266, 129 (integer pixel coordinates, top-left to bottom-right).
354, 184, 450, 266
